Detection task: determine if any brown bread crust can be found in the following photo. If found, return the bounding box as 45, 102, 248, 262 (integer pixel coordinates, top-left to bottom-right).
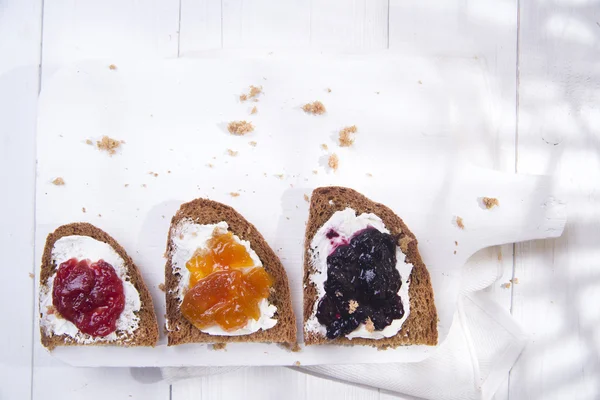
165, 198, 297, 346
40, 223, 159, 350
303, 187, 438, 348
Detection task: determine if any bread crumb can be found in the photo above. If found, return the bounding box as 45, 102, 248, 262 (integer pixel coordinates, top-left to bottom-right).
483, 197, 499, 209
275, 174, 284, 179
304, 194, 310, 202
228, 120, 254, 135
321, 143, 328, 151
149, 172, 158, 177
328, 153, 339, 171
366, 173, 373, 177
98, 213, 102, 217
249, 85, 262, 98
510, 278, 520, 284
96, 136, 122, 155
82, 207, 86, 213
250, 106, 257, 115
124, 184, 129, 187
456, 216, 465, 229
338, 125, 357, 147
327, 88, 332, 93
418, 80, 422, 84
399, 236, 413, 253
312, 170, 318, 175
501, 283, 511, 289
454, 250, 457, 255
227, 149, 238, 157
109, 64, 117, 70
302, 101, 326, 115
365, 317, 375, 332
348, 300, 359, 314
212, 343, 227, 351
85, 139, 93, 145
167, 170, 171, 174
207, 163, 214, 168
294, 361, 301, 366
498, 251, 503, 261
230, 192, 240, 197
249, 141, 257, 147
158, 283, 166, 292
29, 272, 34, 279
239, 94, 248, 102
289, 343, 301, 352
52, 177, 65, 186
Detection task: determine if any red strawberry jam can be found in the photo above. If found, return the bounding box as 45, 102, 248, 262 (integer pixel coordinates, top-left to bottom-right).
52, 258, 125, 337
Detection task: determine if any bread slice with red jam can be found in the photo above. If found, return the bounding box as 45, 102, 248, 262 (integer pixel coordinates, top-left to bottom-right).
39, 223, 159, 350
303, 187, 438, 348
164, 198, 296, 346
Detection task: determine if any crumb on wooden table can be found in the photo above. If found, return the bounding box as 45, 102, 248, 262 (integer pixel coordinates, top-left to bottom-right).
212, 343, 227, 351
302, 101, 326, 115
365, 317, 375, 332
228, 120, 254, 135
456, 216, 465, 229
304, 194, 310, 202
510, 278, 520, 284
109, 64, 117, 70
348, 300, 359, 314
96, 136, 122, 155
230, 192, 240, 197
294, 361, 301, 366
227, 149, 238, 157
82, 207, 86, 213
158, 283, 166, 292
85, 139, 93, 145
29, 272, 34, 279
249, 141, 257, 147
251, 106, 257, 115
338, 125, 357, 147
52, 177, 65, 186
328, 153, 339, 171
483, 197, 499, 209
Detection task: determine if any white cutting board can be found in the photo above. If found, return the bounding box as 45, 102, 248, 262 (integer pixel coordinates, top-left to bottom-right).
35, 52, 565, 366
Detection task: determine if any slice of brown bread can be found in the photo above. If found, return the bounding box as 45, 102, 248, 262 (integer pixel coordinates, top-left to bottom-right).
165, 198, 297, 346
304, 186, 438, 348
40, 223, 159, 350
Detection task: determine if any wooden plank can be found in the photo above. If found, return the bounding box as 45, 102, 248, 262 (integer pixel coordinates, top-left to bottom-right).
510, 1, 600, 399
0, 0, 42, 398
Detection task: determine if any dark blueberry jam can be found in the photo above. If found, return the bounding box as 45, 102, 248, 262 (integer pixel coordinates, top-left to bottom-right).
326, 229, 340, 239
316, 228, 404, 339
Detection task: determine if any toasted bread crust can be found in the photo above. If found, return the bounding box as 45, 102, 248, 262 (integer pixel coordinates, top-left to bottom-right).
165, 199, 297, 346
303, 187, 438, 348
40, 223, 159, 350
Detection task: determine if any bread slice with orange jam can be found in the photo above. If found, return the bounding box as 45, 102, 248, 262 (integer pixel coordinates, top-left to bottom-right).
164, 198, 297, 346
39, 223, 159, 350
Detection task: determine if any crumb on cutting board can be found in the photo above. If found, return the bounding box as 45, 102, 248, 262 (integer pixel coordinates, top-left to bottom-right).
250, 106, 257, 115
312, 170, 318, 175
149, 172, 158, 177
228, 120, 254, 135
456, 216, 465, 229
109, 64, 117, 70
85, 139, 93, 145
501, 282, 511, 289
230, 192, 240, 197
275, 174, 284, 180
239, 94, 248, 102
294, 361, 301, 366
158, 283, 166, 292
249, 85, 262, 98
328, 153, 339, 171
227, 149, 238, 157
510, 278, 520, 284
327, 88, 332, 93
212, 343, 227, 351
483, 197, 499, 209
124, 184, 129, 187
207, 163, 214, 168
454, 250, 457, 255
455, 241, 458, 246
249, 141, 257, 147
51, 177, 65, 186
29, 272, 34, 279
338, 125, 357, 147
141, 184, 147, 188
82, 207, 86, 213
302, 101, 326, 115
304, 194, 310, 202
96, 136, 122, 155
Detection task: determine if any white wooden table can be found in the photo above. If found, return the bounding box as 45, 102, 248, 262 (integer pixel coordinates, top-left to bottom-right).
1, 1, 598, 399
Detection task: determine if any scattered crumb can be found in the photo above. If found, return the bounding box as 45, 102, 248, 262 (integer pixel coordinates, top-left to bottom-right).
483, 197, 499, 209
312, 170, 318, 175
249, 85, 262, 98
29, 272, 34, 279
141, 184, 147, 188
399, 236, 413, 253
230, 192, 240, 197
304, 194, 310, 202
510, 278, 520, 284
289, 343, 301, 352
228, 120, 254, 135
249, 141, 257, 147
207, 163, 214, 168
454, 250, 457, 255
501, 283, 511, 289
327, 88, 332, 93
212, 343, 227, 351
348, 300, 359, 314
51, 177, 65, 186
251, 106, 257, 115
294, 361, 301, 366
85, 139, 93, 145
328, 153, 339, 171
167, 170, 171, 174
82, 207, 86, 213
321, 143, 328, 151
96, 136, 122, 155
302, 101, 326, 115
149, 172, 158, 177
275, 174, 284, 179
98, 214, 102, 217
498, 251, 503, 261
158, 283, 166, 292
455, 241, 458, 246
366, 173, 373, 177
365, 317, 375, 332
286, 217, 290, 220
227, 149, 238, 157
109, 64, 117, 70
239, 94, 248, 102
124, 184, 129, 187
456, 216, 465, 229
375, 91, 380, 95
338, 125, 357, 147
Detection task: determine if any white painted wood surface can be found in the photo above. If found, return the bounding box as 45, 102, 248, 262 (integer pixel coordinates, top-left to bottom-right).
0, 0, 597, 398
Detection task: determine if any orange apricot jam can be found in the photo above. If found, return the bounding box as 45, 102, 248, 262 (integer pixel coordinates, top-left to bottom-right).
181, 230, 273, 331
